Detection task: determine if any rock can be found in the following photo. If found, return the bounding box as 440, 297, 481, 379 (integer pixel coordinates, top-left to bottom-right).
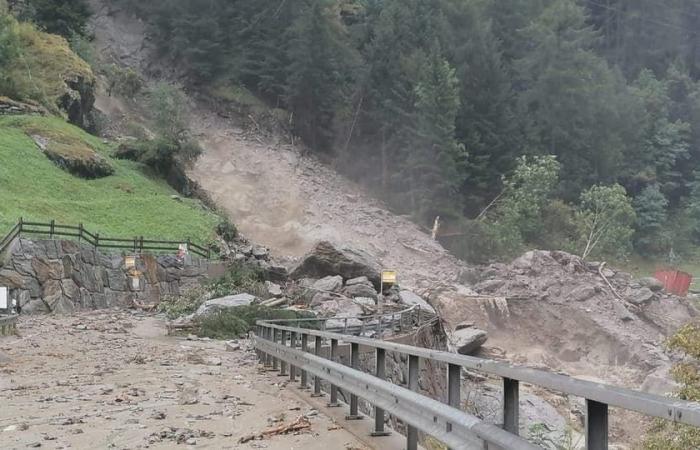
455, 321, 475, 331
450, 327, 488, 355
398, 290, 436, 314
225, 341, 241, 352
353, 297, 376, 308
569, 285, 598, 302
316, 299, 363, 318
345, 276, 370, 286
206, 357, 222, 366
261, 264, 288, 282
342, 282, 378, 300
613, 301, 635, 322
627, 287, 655, 305
311, 276, 343, 294
310, 292, 337, 307
240, 245, 253, 257
194, 294, 257, 318
252, 246, 269, 260
290, 241, 381, 288
639, 277, 665, 292
601, 268, 615, 278
265, 281, 283, 297
0, 269, 25, 288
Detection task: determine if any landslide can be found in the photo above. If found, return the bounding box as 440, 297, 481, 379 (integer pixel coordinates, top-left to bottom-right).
87, 0, 696, 394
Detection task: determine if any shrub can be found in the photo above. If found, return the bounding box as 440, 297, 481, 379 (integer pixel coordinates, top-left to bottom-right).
216, 217, 238, 242
196, 305, 316, 340
158, 286, 208, 319
207, 262, 267, 299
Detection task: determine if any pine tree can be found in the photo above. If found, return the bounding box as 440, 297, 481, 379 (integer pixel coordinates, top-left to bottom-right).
285, 0, 357, 152
403, 46, 466, 221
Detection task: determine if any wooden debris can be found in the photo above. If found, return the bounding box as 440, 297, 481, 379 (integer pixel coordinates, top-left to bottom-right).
238, 415, 311, 443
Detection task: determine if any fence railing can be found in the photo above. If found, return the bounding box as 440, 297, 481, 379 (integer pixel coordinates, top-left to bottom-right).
0, 219, 211, 258
253, 310, 700, 450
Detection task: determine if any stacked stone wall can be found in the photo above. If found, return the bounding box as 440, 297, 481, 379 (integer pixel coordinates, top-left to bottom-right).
0, 238, 222, 313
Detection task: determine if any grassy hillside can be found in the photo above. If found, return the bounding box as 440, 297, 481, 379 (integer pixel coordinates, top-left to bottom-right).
0, 115, 218, 244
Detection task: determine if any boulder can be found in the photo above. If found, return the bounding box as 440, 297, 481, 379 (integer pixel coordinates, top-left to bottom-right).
252, 246, 270, 260
290, 241, 381, 288
342, 282, 378, 300
639, 277, 665, 292
311, 276, 343, 294
346, 276, 370, 286
627, 287, 655, 305
310, 292, 337, 308
568, 285, 598, 302
265, 281, 283, 297
194, 293, 256, 318
398, 290, 436, 314
449, 327, 488, 355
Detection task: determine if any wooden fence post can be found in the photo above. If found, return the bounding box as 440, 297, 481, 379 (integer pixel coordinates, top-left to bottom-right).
95, 233, 100, 249
50, 219, 55, 238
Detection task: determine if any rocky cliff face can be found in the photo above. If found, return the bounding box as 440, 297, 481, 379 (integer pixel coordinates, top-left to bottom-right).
0, 238, 222, 314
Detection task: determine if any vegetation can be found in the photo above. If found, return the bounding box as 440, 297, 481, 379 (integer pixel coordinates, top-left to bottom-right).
0, 115, 218, 242
8, 0, 91, 39
644, 323, 700, 449
196, 306, 314, 340
105, 0, 700, 263
0, 5, 95, 116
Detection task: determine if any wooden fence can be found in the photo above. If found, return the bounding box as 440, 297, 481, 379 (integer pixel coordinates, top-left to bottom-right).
0, 219, 211, 258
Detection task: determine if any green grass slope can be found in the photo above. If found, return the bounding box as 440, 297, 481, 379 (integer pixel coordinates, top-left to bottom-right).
0, 115, 218, 245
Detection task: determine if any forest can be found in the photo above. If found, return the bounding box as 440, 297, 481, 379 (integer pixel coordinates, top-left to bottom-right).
7, 0, 700, 263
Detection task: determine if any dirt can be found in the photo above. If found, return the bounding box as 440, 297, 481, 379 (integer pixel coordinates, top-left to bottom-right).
0, 311, 369, 450
87, 0, 470, 294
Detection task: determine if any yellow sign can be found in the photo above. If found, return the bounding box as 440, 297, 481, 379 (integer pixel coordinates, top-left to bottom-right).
124, 256, 136, 269
381, 270, 397, 285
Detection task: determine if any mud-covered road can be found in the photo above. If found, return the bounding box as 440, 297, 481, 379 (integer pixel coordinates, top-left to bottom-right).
0, 311, 367, 450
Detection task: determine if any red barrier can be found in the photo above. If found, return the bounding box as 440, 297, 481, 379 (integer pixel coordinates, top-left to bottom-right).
654, 269, 693, 297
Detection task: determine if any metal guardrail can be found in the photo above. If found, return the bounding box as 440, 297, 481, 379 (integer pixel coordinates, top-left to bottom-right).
254, 308, 700, 450
0, 315, 18, 336
0, 218, 212, 258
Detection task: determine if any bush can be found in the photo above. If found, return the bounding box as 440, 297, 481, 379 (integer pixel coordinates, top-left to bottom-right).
216, 217, 238, 242
158, 286, 208, 319
196, 305, 316, 340
208, 262, 267, 299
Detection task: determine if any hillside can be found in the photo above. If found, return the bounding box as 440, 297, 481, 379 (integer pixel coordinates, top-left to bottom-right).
0, 115, 217, 243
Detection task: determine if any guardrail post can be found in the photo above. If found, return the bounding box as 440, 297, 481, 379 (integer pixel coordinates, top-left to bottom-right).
503, 378, 519, 435
300, 333, 309, 389
371, 347, 391, 436
328, 338, 340, 407
346, 342, 362, 420
272, 329, 279, 371
407, 354, 419, 450
279, 330, 288, 376
264, 327, 272, 367
312, 336, 323, 397
447, 363, 461, 436
289, 331, 297, 382
376, 315, 382, 339
586, 400, 608, 450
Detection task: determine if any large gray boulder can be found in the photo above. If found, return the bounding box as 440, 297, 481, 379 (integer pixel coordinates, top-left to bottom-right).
626, 287, 655, 305
311, 275, 344, 294
194, 293, 256, 318
290, 241, 381, 288
449, 326, 488, 355
343, 282, 378, 300
398, 290, 436, 314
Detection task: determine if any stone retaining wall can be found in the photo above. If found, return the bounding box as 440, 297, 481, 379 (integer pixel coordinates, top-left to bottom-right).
0, 238, 224, 314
